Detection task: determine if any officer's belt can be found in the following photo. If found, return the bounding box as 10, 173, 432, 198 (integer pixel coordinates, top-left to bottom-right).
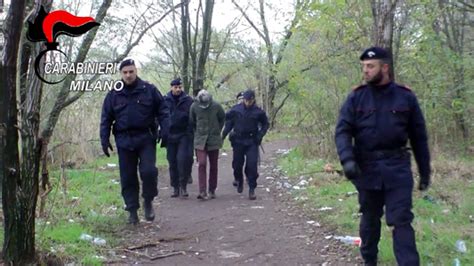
357, 148, 409, 160
234, 132, 257, 138
115, 128, 154, 136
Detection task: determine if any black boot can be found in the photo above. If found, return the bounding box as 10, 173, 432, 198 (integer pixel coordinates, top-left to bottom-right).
237, 181, 243, 193
144, 200, 155, 221
128, 210, 139, 225
180, 184, 189, 198
249, 188, 256, 200
171, 187, 180, 198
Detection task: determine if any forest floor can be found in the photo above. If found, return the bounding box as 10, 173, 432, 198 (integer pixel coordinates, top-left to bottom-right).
108, 139, 362, 265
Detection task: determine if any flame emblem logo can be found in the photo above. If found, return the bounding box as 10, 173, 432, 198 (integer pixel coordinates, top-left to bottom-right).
27, 6, 100, 84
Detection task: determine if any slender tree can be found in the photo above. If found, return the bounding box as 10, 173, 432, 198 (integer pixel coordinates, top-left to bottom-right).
371, 0, 401, 79
0, 0, 33, 263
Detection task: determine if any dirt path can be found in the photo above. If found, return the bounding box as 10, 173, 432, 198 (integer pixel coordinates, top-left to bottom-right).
109, 140, 361, 265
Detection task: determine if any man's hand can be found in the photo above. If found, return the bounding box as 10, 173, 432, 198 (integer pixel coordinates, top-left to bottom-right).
160, 133, 168, 148
418, 176, 430, 191
255, 132, 263, 145
102, 142, 113, 157
342, 160, 361, 180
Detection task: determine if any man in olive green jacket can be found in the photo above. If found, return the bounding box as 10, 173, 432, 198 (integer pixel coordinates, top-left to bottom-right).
190, 89, 226, 199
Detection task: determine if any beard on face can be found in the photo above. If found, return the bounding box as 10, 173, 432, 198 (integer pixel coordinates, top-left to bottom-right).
366, 70, 383, 86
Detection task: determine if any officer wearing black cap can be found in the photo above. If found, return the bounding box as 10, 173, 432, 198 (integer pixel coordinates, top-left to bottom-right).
222, 89, 269, 200
164, 78, 194, 198
100, 58, 170, 224
335, 47, 431, 265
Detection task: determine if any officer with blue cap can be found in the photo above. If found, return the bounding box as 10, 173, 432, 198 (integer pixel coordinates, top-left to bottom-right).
222, 89, 269, 200
163, 78, 194, 198
335, 47, 431, 265
100, 58, 170, 224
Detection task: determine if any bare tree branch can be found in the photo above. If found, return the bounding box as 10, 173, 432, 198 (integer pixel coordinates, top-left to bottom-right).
231, 0, 266, 41
60, 2, 184, 110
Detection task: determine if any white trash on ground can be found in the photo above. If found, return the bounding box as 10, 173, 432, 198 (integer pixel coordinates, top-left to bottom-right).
334, 235, 361, 246
455, 240, 467, 253
79, 233, 107, 246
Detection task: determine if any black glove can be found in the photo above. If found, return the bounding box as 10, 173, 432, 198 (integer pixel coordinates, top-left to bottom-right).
418, 176, 430, 191
157, 128, 168, 147
102, 142, 113, 157
255, 132, 263, 145
229, 132, 236, 142
160, 134, 168, 148
342, 160, 361, 180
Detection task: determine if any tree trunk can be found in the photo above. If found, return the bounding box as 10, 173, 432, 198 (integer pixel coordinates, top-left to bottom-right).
181, 0, 191, 94
193, 0, 215, 96
0, 0, 34, 264
232, 0, 304, 128
371, 0, 399, 79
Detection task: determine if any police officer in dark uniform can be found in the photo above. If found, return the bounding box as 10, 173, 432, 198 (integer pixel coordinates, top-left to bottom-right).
335, 47, 431, 266
100, 59, 170, 224
232, 91, 244, 188
164, 78, 194, 198
222, 89, 269, 200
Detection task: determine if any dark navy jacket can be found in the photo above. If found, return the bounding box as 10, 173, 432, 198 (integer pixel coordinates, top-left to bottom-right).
164, 91, 193, 143
222, 103, 269, 146
335, 82, 430, 189
100, 78, 170, 150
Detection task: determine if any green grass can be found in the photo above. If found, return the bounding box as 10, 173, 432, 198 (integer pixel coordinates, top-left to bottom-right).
278, 147, 474, 265
0, 147, 169, 264
33, 152, 129, 264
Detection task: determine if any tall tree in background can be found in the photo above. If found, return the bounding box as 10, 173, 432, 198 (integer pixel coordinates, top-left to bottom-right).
180, 0, 215, 95
232, 0, 306, 128
435, 0, 470, 141
371, 0, 401, 79
194, 0, 215, 95
0, 0, 32, 263
180, 0, 191, 93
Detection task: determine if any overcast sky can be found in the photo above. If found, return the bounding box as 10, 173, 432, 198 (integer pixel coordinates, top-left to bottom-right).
131, 0, 295, 63
1, 0, 295, 64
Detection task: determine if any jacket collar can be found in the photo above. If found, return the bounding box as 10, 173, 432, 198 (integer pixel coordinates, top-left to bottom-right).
117, 78, 145, 95
166, 91, 189, 103
369, 81, 394, 95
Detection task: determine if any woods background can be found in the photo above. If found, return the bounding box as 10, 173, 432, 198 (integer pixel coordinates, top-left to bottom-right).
0, 0, 472, 264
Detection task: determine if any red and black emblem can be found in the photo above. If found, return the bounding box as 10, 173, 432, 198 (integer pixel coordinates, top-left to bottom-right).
27, 6, 100, 84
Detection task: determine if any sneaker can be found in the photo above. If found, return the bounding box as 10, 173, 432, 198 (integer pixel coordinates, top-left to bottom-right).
128, 210, 139, 225
209, 190, 216, 199
143, 200, 155, 221
171, 187, 180, 198
249, 188, 256, 200
197, 192, 207, 200
180, 187, 189, 198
